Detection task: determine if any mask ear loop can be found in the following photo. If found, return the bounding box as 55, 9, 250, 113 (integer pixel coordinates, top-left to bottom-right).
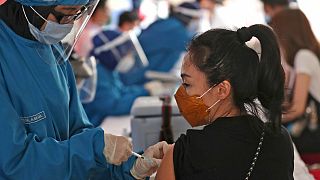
206, 99, 221, 124
206, 99, 221, 112
21, 6, 31, 24
22, 5, 59, 65
29, 6, 49, 22
22, 5, 49, 31
196, 86, 214, 99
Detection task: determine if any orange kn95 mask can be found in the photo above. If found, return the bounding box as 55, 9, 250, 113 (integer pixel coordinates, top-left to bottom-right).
174, 85, 221, 127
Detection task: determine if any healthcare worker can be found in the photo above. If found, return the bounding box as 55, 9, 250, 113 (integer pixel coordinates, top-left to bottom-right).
0, 0, 168, 179
83, 28, 149, 126
83, 29, 166, 126
119, 2, 201, 86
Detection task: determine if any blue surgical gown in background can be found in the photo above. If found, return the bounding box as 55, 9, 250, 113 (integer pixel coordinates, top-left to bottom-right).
92, 30, 134, 71
119, 17, 191, 85
82, 30, 149, 127
0, 20, 136, 180
82, 64, 149, 127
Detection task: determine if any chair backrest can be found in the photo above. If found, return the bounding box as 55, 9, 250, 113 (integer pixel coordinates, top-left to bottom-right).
301, 153, 320, 165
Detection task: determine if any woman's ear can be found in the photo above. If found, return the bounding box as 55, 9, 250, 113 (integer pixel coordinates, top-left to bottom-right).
216, 80, 232, 100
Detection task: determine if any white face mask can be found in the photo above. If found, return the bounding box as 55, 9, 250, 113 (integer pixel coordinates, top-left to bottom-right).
22, 6, 73, 44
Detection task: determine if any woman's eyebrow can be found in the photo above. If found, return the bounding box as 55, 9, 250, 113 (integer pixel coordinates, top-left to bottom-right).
181, 73, 191, 80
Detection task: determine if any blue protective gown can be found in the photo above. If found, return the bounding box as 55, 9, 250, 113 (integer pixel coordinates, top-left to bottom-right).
92, 30, 134, 71
82, 64, 149, 127
119, 17, 191, 85
0, 20, 136, 179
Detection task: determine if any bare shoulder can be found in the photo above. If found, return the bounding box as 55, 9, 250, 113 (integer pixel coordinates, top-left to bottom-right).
155, 145, 175, 180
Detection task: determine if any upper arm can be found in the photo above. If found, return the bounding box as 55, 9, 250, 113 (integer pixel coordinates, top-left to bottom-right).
283, 50, 318, 122
283, 73, 311, 122
155, 145, 176, 180
291, 73, 311, 113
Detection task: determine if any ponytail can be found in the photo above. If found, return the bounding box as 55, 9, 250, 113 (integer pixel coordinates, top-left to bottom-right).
248, 24, 285, 132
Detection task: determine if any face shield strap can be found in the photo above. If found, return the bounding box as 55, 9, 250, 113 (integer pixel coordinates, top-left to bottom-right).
94, 31, 149, 67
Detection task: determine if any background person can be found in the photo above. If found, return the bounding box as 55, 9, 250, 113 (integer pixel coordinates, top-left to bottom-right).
260, 0, 289, 23
118, 10, 140, 32
119, 2, 201, 86
82, 37, 149, 126
270, 8, 320, 154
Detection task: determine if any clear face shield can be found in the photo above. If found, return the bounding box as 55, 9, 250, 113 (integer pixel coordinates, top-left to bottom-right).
77, 56, 97, 103
55, 0, 100, 62
93, 30, 149, 73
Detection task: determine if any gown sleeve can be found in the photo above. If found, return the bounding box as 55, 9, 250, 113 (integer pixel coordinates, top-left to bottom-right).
66, 61, 138, 180
0, 61, 136, 179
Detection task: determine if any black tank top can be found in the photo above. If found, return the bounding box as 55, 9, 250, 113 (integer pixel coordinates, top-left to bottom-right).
173, 115, 294, 180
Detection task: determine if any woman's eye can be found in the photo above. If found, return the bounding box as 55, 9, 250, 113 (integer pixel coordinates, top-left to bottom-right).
182, 83, 190, 88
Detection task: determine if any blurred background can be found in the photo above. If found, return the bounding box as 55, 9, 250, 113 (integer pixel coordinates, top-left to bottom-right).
107, 0, 319, 38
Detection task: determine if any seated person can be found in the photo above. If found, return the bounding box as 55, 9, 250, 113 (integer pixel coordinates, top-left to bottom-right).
82, 30, 164, 126
156, 25, 294, 179
270, 8, 320, 154
119, 2, 201, 85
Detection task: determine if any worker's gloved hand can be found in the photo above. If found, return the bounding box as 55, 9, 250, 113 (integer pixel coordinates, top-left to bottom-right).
144, 81, 167, 96
130, 141, 170, 179
103, 133, 133, 165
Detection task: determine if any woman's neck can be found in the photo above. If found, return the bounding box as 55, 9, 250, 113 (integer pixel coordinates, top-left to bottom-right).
208, 100, 241, 123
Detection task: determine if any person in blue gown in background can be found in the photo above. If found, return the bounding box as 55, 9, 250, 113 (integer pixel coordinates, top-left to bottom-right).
119, 2, 201, 85
0, 0, 168, 179
83, 30, 150, 126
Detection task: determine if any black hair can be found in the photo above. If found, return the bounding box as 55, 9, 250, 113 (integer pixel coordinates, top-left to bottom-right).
260, 0, 289, 6
0, 0, 53, 40
118, 11, 139, 27
188, 25, 285, 133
